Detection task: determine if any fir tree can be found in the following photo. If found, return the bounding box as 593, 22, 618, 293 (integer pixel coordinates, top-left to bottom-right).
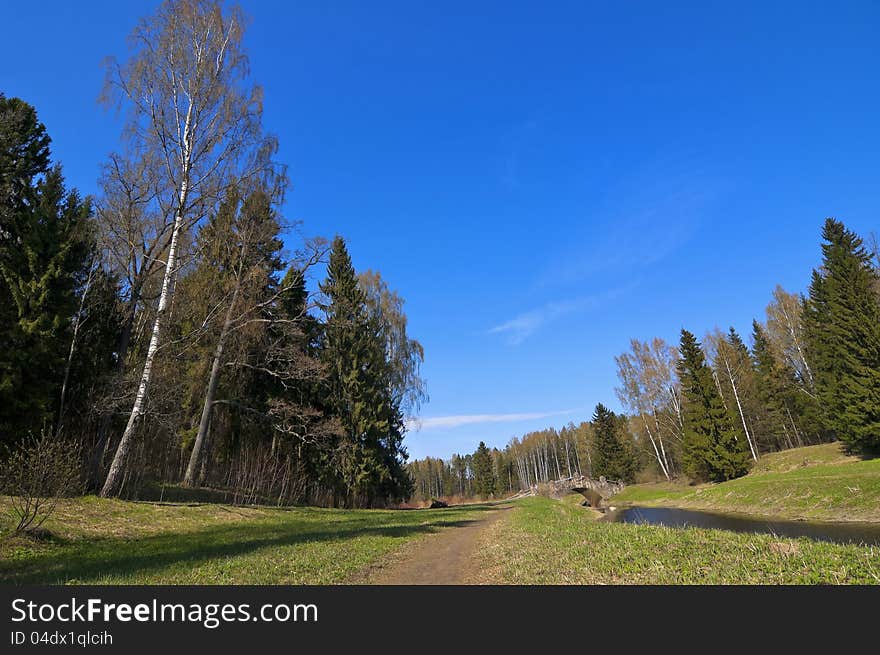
750, 320, 818, 451
677, 329, 751, 482
803, 219, 880, 454
751, 320, 791, 450
319, 236, 411, 506
472, 441, 497, 496
590, 403, 636, 483
0, 96, 93, 448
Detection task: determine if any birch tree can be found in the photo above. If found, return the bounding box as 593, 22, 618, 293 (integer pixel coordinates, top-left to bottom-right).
765, 285, 814, 392
614, 338, 679, 479
100, 0, 277, 496
705, 327, 759, 461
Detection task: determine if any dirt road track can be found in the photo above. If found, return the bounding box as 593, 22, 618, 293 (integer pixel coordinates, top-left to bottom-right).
364, 505, 511, 584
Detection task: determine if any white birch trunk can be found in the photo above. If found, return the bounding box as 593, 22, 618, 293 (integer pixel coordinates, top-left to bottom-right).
729, 374, 758, 460
100, 212, 184, 497
101, 104, 193, 497
642, 413, 670, 480
651, 408, 672, 476
780, 300, 814, 388
721, 357, 759, 461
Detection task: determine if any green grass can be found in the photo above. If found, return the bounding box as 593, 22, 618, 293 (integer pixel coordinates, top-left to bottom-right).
751, 442, 859, 473
0, 496, 490, 584
476, 496, 880, 584
612, 443, 880, 522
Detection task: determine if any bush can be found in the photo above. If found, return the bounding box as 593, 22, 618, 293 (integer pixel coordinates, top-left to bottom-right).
0, 432, 83, 535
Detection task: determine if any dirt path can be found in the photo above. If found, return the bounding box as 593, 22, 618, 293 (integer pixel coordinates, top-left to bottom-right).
364, 505, 511, 585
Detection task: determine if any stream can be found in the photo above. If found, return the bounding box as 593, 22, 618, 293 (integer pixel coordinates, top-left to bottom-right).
604, 506, 880, 546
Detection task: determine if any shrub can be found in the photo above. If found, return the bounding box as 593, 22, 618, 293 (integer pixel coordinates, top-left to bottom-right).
0, 431, 83, 535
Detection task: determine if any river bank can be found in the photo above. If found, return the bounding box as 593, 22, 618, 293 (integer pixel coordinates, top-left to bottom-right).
473, 495, 880, 584
610, 443, 880, 523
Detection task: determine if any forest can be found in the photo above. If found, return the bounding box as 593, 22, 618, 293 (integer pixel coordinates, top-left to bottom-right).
0, 0, 426, 511
409, 219, 880, 503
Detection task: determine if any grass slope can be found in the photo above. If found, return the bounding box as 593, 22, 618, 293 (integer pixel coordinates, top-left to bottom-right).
476, 496, 880, 584
0, 496, 490, 584
612, 443, 880, 522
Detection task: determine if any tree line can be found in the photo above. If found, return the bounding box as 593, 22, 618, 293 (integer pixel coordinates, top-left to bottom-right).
0, 0, 425, 509
616, 218, 879, 482
408, 410, 638, 503
411, 217, 880, 498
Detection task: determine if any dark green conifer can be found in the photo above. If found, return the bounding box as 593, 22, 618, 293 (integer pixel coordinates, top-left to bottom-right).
803, 219, 880, 454
0, 96, 93, 447
472, 441, 497, 496
319, 236, 411, 505
590, 403, 636, 483
678, 329, 751, 482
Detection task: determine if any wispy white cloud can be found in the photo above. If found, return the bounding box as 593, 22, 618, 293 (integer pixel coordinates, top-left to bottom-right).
406, 408, 578, 432
535, 165, 720, 290
536, 201, 701, 289
488, 283, 637, 345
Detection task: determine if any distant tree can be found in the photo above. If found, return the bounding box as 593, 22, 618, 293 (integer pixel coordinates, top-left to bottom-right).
472, 441, 496, 496
590, 403, 636, 483
677, 329, 751, 482
803, 218, 880, 455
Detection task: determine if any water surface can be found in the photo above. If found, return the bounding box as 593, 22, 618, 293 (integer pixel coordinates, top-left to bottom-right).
606, 506, 880, 546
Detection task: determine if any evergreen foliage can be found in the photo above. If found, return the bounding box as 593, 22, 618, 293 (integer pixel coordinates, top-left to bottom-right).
0, 95, 99, 448
590, 403, 636, 483
804, 218, 880, 454
677, 329, 751, 482
472, 441, 497, 496
319, 236, 412, 506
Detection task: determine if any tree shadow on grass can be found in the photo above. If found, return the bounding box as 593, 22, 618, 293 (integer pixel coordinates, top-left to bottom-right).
0, 505, 499, 584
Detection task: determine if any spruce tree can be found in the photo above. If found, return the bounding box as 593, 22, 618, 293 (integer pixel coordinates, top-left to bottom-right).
319, 236, 411, 506
803, 219, 880, 454
751, 320, 819, 451
0, 96, 92, 448
320, 236, 366, 503
751, 320, 790, 450
677, 329, 751, 482
472, 441, 497, 496
590, 403, 636, 483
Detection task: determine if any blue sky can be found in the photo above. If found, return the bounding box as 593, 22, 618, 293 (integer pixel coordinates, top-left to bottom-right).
2, 1, 878, 460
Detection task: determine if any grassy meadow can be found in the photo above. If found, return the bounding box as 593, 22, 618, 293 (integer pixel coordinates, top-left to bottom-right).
0, 496, 490, 584
3, 443, 879, 585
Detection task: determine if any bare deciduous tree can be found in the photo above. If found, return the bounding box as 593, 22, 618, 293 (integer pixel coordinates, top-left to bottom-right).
183, 199, 328, 487
615, 338, 680, 480
100, 0, 278, 497
765, 285, 814, 392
